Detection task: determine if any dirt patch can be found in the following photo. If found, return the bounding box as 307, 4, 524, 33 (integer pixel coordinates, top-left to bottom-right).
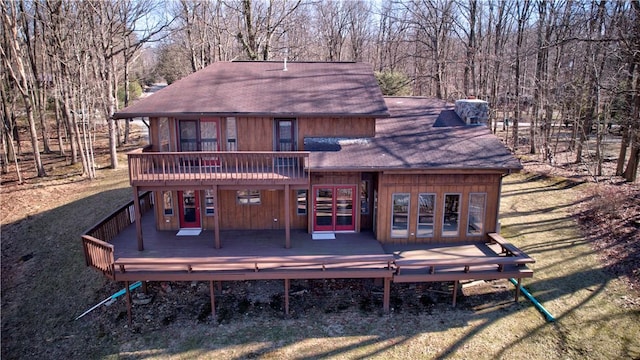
91, 278, 516, 335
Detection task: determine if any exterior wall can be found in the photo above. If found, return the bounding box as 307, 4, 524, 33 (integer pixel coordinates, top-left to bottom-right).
153, 189, 307, 231
298, 117, 376, 149
216, 189, 306, 230
147, 116, 375, 152
375, 173, 502, 244
154, 190, 179, 230
236, 116, 273, 151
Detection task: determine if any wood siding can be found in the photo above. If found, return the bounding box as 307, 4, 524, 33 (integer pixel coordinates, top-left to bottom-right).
298, 117, 375, 149
236, 116, 273, 151
376, 173, 502, 244
149, 116, 375, 153
154, 189, 307, 231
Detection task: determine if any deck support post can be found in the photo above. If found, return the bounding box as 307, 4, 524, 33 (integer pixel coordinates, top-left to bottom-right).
125, 281, 132, 326
452, 280, 459, 307
209, 281, 216, 319
213, 185, 220, 249
383, 277, 391, 312
515, 278, 521, 302
284, 278, 290, 315
284, 184, 291, 249
132, 186, 144, 251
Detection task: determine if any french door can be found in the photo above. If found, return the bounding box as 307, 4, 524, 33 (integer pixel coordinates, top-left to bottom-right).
313, 185, 356, 232
178, 190, 201, 228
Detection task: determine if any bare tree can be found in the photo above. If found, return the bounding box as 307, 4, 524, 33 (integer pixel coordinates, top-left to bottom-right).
0, 0, 46, 177
228, 0, 302, 61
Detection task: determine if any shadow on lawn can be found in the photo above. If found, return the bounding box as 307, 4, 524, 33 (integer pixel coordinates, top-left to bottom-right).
3, 172, 636, 359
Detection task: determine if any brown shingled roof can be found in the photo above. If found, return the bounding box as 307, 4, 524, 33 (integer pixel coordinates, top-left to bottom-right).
307, 97, 522, 172
113, 61, 389, 119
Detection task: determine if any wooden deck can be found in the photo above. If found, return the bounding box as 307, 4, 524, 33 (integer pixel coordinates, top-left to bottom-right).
82, 202, 534, 323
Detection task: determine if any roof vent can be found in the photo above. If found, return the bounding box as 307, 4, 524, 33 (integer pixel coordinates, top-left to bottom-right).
283, 58, 288, 72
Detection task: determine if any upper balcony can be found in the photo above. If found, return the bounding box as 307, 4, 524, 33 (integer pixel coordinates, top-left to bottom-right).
127, 149, 310, 188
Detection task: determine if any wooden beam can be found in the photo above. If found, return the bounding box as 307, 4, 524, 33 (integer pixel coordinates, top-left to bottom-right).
452, 280, 459, 307
132, 186, 144, 251
213, 185, 220, 249
383, 277, 390, 312
285, 184, 291, 249
284, 278, 290, 315
210, 280, 216, 319
515, 278, 521, 302
125, 281, 132, 326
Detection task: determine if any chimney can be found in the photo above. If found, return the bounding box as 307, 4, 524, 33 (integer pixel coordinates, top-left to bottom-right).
455, 99, 488, 125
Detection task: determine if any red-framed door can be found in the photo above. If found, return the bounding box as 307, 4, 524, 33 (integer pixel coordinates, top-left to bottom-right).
178, 190, 201, 228
313, 185, 356, 232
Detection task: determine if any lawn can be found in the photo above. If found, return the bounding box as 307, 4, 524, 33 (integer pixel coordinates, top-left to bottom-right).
2, 166, 639, 359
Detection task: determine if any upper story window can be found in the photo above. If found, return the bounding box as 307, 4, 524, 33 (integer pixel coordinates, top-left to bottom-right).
178, 119, 220, 152
226, 117, 237, 151
158, 117, 170, 151
275, 118, 296, 151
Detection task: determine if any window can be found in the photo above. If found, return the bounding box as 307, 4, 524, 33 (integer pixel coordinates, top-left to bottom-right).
159, 117, 170, 151
237, 190, 261, 205
275, 118, 296, 151
467, 193, 486, 236
297, 190, 307, 215
204, 189, 215, 216
391, 193, 410, 238
360, 180, 369, 214
226, 117, 237, 151
417, 193, 435, 237
163, 191, 173, 216
443, 194, 460, 237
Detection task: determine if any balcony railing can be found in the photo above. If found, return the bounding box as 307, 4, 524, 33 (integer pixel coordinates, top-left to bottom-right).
128, 150, 310, 186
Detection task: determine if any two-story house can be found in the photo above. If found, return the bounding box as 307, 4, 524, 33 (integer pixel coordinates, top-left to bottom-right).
82, 61, 533, 322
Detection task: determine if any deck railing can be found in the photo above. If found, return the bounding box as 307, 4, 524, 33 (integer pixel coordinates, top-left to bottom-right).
82, 191, 153, 278
82, 236, 116, 279
128, 150, 310, 186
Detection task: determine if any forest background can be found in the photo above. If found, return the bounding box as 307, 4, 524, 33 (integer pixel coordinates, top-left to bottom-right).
1, 0, 639, 184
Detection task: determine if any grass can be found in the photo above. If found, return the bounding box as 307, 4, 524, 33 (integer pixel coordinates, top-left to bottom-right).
2, 169, 639, 359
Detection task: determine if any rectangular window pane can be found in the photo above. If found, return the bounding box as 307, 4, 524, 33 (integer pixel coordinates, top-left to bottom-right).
179, 120, 198, 151
297, 190, 307, 215
467, 193, 486, 236
443, 194, 460, 237
204, 189, 215, 216
417, 193, 435, 237
276, 119, 295, 151
237, 190, 261, 205
360, 180, 369, 214
391, 193, 410, 238
163, 191, 173, 216
200, 120, 218, 151
226, 117, 237, 151
159, 117, 170, 151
